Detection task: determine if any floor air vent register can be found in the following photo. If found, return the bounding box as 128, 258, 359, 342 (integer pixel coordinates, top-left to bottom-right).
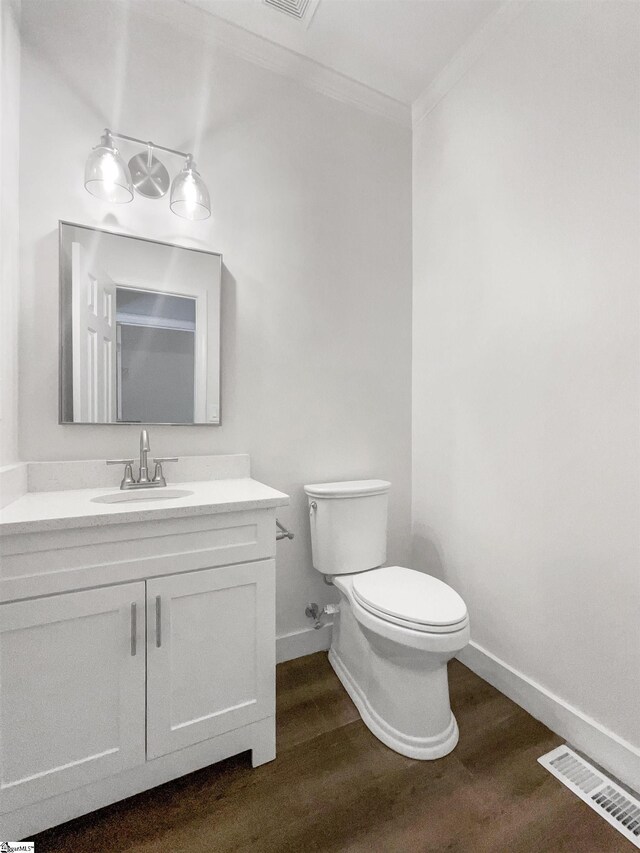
538, 745, 640, 848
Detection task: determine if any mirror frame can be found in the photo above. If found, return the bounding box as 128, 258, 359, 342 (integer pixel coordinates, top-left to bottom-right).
58, 221, 222, 426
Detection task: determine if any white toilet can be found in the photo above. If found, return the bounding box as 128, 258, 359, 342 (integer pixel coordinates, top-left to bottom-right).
304, 479, 469, 760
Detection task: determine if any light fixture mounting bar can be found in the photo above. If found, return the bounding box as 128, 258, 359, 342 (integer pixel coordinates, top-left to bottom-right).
107, 129, 189, 159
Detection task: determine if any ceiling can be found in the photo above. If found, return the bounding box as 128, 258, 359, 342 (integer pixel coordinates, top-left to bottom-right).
183, 0, 502, 106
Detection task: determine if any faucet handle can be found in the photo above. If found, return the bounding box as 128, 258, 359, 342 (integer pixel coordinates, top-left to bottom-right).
152, 457, 178, 486
106, 459, 135, 489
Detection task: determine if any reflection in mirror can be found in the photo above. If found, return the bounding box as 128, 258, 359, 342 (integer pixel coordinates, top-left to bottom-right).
59, 223, 221, 425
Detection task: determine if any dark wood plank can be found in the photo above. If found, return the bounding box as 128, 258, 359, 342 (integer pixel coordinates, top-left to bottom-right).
31, 652, 634, 853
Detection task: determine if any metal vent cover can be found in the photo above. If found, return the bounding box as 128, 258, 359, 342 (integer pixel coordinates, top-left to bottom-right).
539, 745, 640, 848
264, 0, 308, 18
262, 0, 320, 26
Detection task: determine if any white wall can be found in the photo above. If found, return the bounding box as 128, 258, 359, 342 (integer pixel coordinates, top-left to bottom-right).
0, 0, 20, 468
413, 0, 640, 780
18, 1, 413, 641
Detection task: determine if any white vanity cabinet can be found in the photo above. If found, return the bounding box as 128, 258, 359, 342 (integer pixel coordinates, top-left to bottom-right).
146, 561, 275, 759
0, 583, 147, 813
0, 477, 288, 841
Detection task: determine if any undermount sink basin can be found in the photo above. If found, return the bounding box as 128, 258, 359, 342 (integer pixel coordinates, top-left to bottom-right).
91, 488, 194, 505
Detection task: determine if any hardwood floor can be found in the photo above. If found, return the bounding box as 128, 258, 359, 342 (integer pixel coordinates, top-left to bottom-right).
32, 653, 633, 852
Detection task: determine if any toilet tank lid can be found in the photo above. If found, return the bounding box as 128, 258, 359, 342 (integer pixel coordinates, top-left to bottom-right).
304, 479, 391, 499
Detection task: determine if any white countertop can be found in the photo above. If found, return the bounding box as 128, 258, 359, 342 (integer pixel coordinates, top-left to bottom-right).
0, 478, 289, 536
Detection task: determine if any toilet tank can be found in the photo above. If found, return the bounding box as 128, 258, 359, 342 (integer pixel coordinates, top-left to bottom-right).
304, 480, 391, 575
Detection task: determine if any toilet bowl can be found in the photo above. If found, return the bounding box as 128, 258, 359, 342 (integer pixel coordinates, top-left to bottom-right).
304, 479, 469, 760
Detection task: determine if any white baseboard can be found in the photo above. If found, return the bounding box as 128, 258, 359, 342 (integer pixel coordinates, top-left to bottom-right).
457, 641, 640, 793
276, 622, 332, 664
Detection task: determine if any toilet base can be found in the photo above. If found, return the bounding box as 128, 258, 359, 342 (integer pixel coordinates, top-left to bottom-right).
328, 648, 460, 760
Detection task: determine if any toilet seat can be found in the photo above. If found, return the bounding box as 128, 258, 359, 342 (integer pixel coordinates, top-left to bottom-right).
352, 566, 468, 634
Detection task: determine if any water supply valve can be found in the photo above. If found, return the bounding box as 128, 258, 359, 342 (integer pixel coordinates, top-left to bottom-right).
305, 602, 339, 630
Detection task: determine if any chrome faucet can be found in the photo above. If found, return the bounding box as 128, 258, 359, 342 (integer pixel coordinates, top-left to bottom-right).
107, 430, 178, 490
139, 429, 151, 484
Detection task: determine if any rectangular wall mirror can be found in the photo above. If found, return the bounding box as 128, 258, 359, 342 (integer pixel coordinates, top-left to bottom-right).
59, 223, 221, 425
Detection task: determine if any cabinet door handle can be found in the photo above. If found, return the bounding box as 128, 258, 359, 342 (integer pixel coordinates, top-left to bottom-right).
155, 595, 162, 647
130, 603, 137, 656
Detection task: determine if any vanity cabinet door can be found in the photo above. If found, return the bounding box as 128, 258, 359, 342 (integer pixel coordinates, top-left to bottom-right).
146, 560, 275, 760
0, 583, 146, 814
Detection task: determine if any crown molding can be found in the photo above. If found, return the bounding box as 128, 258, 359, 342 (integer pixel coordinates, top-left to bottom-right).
140, 0, 411, 128
412, 0, 530, 129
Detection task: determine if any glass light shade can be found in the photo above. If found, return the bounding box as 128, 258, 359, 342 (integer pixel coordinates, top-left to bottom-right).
170, 157, 211, 220
84, 131, 133, 203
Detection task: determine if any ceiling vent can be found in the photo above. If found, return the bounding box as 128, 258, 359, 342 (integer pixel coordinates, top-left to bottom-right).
262, 0, 320, 27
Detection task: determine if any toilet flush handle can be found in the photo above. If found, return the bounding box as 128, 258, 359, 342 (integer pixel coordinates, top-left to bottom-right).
309, 500, 317, 516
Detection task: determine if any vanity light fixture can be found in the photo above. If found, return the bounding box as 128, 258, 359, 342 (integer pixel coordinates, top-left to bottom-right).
84, 130, 133, 204
84, 129, 211, 220
170, 155, 211, 221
